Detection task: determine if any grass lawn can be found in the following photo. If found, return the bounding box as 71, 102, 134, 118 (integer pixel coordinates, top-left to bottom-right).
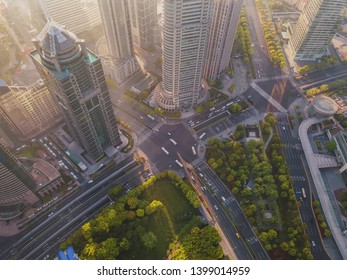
121, 178, 200, 260
19, 143, 42, 158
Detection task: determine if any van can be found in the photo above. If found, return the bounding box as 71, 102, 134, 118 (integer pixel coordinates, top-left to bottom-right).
88, 180, 93, 184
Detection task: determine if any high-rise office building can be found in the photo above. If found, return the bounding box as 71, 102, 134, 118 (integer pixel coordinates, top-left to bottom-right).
98, 0, 140, 84
155, 0, 211, 111
129, 0, 157, 49
204, 0, 243, 80
30, 20, 121, 161
0, 143, 39, 220
289, 0, 345, 61
41, 0, 102, 35
282, 0, 308, 11
0, 80, 62, 141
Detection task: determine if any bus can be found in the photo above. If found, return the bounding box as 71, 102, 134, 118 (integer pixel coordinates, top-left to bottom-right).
192, 146, 196, 155
175, 160, 183, 168
147, 114, 155, 121
199, 132, 206, 140
170, 138, 177, 145
161, 147, 169, 155
64, 148, 85, 170
301, 188, 306, 199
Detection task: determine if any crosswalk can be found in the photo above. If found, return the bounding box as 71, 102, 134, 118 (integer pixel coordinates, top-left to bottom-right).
290, 175, 306, 181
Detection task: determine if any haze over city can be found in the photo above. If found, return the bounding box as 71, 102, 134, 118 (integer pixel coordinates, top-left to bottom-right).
0, 0, 347, 261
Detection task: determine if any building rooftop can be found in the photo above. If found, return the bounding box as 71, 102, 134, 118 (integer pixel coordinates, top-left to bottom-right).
21, 158, 61, 190
311, 95, 338, 116
33, 20, 79, 56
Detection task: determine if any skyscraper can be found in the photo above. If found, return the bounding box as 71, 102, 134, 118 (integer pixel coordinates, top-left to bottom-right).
203, 0, 243, 80
129, 0, 157, 49
289, 0, 345, 61
98, 0, 140, 84
41, 0, 102, 35
30, 20, 121, 161
155, 0, 211, 111
0, 143, 39, 220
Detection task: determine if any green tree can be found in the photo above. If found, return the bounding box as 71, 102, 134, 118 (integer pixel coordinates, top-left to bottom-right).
174, 226, 223, 260
108, 185, 124, 198
229, 103, 242, 114
127, 197, 139, 209
326, 140, 336, 152
136, 209, 145, 217
141, 231, 157, 249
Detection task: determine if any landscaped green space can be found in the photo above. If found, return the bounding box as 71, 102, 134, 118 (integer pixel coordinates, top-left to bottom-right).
233, 8, 255, 78
334, 113, 347, 129
306, 78, 347, 96
120, 129, 133, 153
129, 177, 201, 259
18, 142, 42, 158
256, 0, 286, 69
298, 56, 339, 76
206, 129, 312, 259
60, 172, 222, 260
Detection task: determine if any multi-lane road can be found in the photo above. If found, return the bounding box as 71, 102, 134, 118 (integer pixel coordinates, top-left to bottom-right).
191, 162, 269, 260
276, 114, 331, 259
0, 159, 147, 260
244, 0, 280, 78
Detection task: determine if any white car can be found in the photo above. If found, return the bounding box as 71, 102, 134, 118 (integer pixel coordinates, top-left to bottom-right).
214, 205, 218, 210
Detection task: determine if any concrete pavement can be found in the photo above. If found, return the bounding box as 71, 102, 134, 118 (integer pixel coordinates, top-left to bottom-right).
250, 82, 287, 113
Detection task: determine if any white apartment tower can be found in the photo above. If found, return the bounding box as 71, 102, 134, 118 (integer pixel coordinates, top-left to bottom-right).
204, 0, 243, 81
41, 0, 102, 35
129, 0, 157, 49
289, 0, 345, 61
98, 0, 140, 84
155, 0, 211, 111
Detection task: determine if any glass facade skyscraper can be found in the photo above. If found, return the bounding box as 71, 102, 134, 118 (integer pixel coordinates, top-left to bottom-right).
98, 0, 140, 84
0, 143, 38, 220
129, 0, 157, 49
289, 0, 345, 61
203, 0, 243, 80
30, 20, 121, 161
